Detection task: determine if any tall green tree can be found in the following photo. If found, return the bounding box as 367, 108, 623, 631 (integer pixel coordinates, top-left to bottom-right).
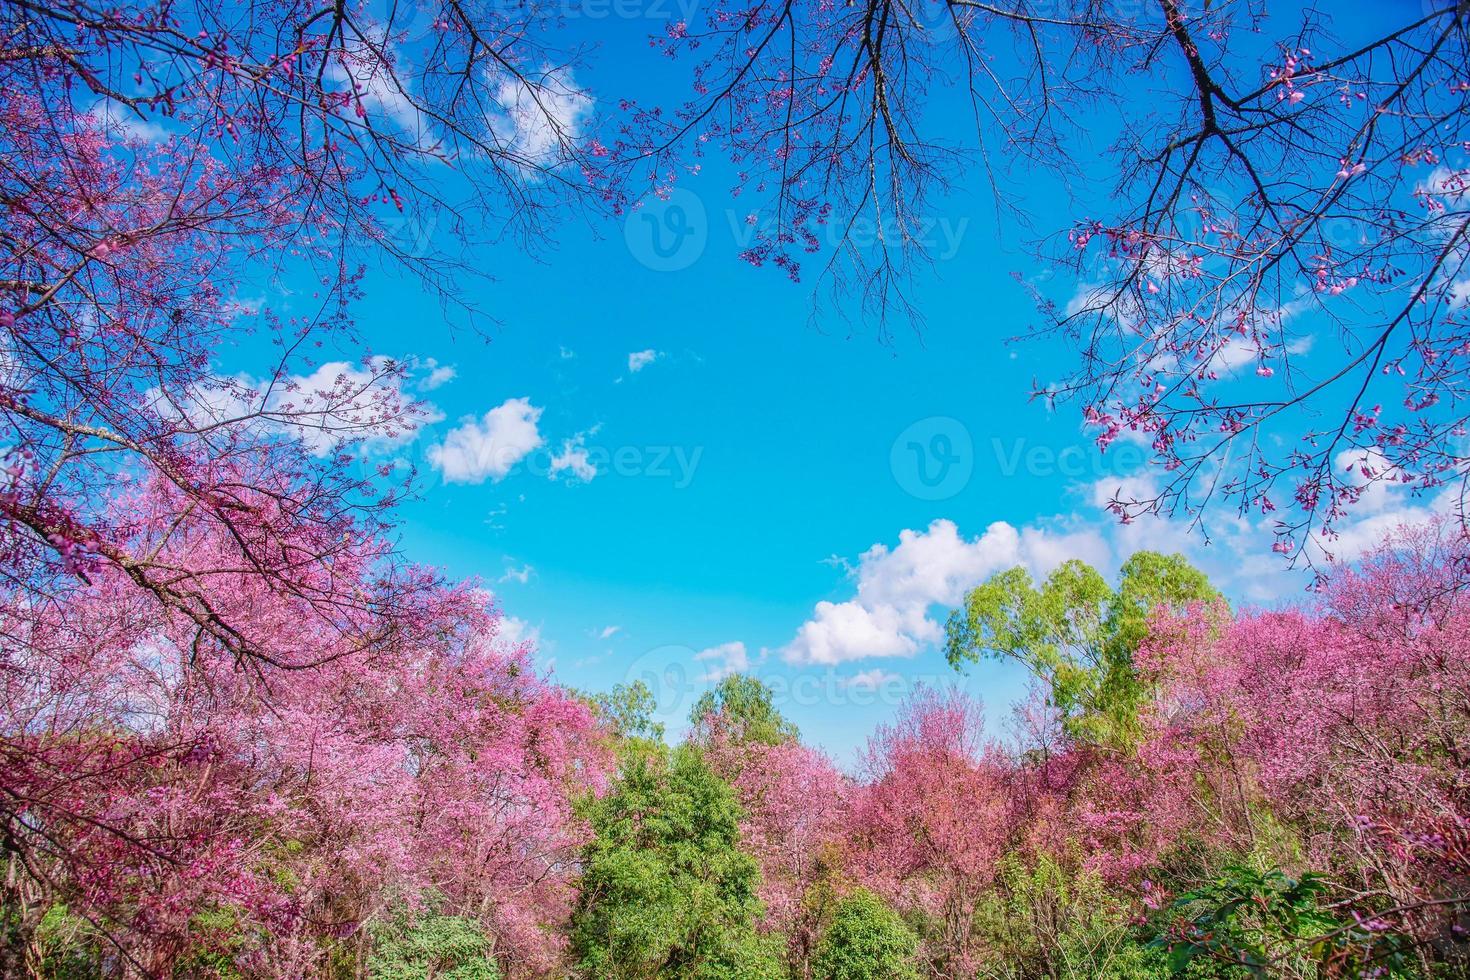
811, 890, 920, 980
688, 674, 798, 748
582, 680, 668, 767
944, 552, 1218, 747
570, 745, 780, 979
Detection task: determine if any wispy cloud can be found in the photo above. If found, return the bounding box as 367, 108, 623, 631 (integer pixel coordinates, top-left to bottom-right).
499, 563, 535, 585
841, 668, 904, 691
418, 359, 457, 391
695, 641, 750, 681
498, 616, 541, 649
549, 433, 598, 483
488, 67, 593, 175
628, 349, 662, 373
165, 357, 439, 459
85, 100, 172, 143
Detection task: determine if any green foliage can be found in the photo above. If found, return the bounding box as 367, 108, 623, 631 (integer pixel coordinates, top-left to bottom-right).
972, 854, 1175, 980
1153, 864, 1418, 979
944, 552, 1218, 746
16, 902, 104, 979
570, 744, 781, 979
367, 905, 501, 980
174, 906, 249, 978
585, 680, 667, 757
811, 889, 920, 980
688, 674, 798, 747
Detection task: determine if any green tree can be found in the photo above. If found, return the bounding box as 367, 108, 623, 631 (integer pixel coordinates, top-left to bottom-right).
570, 744, 780, 979
944, 552, 1218, 747
367, 906, 500, 980
811, 889, 920, 980
688, 674, 797, 747
584, 680, 667, 751
973, 854, 1173, 980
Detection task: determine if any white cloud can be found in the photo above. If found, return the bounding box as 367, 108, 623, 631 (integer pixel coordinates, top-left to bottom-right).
1087, 472, 1300, 602
1419, 166, 1469, 203
781, 519, 1087, 666
695, 641, 750, 681
1017, 523, 1112, 574
170, 358, 435, 458
85, 100, 172, 143
418, 359, 457, 391
498, 615, 541, 648
1083, 466, 1463, 599
841, 668, 903, 691
429, 397, 544, 484
499, 563, 534, 585
592, 625, 622, 641
285, 359, 439, 455
1302, 446, 1458, 563
628, 349, 661, 373
488, 67, 592, 172
549, 434, 598, 482
327, 35, 426, 140
1450, 279, 1470, 309
1066, 283, 1116, 319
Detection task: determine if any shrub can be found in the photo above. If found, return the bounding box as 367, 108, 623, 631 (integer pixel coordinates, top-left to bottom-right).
812, 889, 920, 980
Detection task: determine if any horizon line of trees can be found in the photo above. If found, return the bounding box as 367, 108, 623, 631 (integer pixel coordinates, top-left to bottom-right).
6, 526, 1469, 977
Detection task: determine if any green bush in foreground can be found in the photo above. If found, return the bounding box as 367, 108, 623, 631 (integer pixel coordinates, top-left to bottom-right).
367, 907, 501, 980
811, 889, 919, 980
570, 744, 781, 979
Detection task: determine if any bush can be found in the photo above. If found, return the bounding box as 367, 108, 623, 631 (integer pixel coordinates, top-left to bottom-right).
1152, 864, 1420, 979
972, 854, 1173, 980
367, 907, 501, 980
570, 745, 782, 979
812, 889, 920, 980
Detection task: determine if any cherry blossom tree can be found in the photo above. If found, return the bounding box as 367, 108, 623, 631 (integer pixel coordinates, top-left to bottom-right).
0, 479, 609, 975
0, 7, 613, 968
707, 734, 852, 976
0, 0, 606, 662
850, 688, 1011, 977
1136, 521, 1470, 969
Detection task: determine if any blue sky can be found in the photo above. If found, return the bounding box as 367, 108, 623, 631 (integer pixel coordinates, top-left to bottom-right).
321, 195, 1319, 767
215, 0, 1454, 768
